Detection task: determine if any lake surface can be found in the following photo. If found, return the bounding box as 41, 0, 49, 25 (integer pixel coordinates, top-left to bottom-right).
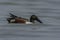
0, 0, 60, 40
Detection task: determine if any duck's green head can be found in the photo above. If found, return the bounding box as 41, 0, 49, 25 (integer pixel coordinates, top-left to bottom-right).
30, 15, 43, 23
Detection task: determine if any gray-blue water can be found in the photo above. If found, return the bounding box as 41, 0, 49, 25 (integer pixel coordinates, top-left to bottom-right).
0, 0, 60, 40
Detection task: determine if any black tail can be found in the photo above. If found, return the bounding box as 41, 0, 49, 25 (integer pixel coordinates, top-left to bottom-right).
7, 18, 11, 23
9, 13, 18, 18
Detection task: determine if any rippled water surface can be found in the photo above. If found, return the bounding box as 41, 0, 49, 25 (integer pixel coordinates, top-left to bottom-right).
0, 0, 60, 40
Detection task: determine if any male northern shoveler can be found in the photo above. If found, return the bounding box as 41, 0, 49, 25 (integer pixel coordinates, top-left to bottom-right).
7, 13, 43, 24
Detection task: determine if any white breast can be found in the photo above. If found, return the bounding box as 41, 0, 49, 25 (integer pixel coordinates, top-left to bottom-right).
25, 21, 33, 24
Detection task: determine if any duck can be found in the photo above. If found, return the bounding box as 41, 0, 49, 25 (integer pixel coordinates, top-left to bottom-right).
7, 13, 43, 24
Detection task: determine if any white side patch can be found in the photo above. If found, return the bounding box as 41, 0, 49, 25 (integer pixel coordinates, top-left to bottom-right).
10, 19, 15, 22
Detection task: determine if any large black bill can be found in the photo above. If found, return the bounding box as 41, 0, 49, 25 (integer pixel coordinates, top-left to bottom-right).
30, 15, 43, 23
36, 18, 43, 23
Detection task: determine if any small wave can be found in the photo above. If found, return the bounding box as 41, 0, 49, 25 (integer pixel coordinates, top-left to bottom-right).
0, 34, 41, 37
0, 2, 19, 5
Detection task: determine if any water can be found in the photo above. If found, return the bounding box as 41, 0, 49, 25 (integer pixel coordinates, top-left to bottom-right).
0, 0, 60, 40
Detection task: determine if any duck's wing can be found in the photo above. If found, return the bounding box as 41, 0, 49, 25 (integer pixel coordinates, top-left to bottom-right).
9, 13, 18, 18
9, 13, 28, 20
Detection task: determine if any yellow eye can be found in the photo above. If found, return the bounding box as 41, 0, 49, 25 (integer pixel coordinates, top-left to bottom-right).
32, 16, 36, 19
